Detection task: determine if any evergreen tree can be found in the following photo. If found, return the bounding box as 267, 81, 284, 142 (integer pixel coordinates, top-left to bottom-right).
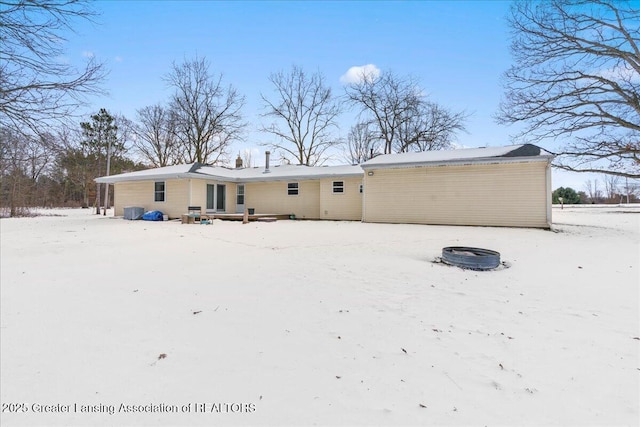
553, 187, 581, 204
80, 109, 121, 214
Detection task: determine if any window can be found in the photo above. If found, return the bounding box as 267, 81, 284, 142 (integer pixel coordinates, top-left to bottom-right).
287, 182, 299, 196
236, 184, 245, 205
332, 181, 344, 194
154, 181, 165, 202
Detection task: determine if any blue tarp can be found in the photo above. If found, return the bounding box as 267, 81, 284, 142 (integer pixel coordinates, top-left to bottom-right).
141, 210, 164, 221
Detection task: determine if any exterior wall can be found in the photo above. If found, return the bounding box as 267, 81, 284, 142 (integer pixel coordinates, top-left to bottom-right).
226, 182, 238, 214
319, 177, 363, 220
245, 180, 320, 219
190, 179, 206, 211
362, 161, 551, 228
114, 179, 189, 219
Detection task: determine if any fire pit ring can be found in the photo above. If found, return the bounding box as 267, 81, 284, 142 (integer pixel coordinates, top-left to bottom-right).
441, 247, 501, 270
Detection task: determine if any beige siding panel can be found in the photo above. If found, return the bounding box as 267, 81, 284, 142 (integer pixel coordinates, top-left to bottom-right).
319, 177, 363, 220
114, 179, 189, 219
363, 161, 550, 228
190, 179, 206, 210
245, 181, 320, 219
226, 182, 237, 213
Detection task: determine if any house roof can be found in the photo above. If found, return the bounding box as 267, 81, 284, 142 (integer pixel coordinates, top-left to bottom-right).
197, 164, 364, 182
95, 162, 363, 184
94, 163, 205, 183
95, 144, 553, 184
361, 144, 554, 169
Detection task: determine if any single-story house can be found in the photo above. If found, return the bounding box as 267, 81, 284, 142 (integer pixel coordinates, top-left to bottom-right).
95, 144, 554, 228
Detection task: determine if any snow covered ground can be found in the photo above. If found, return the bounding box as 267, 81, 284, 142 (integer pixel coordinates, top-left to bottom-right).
1, 206, 638, 426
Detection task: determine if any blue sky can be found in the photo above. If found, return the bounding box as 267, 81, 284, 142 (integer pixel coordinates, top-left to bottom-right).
65, 0, 596, 189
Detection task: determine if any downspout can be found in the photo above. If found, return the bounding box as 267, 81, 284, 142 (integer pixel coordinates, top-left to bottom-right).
546, 161, 552, 228
361, 172, 366, 223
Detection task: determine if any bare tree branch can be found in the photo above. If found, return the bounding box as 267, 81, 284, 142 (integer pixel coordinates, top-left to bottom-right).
165, 57, 246, 164
345, 70, 467, 154
345, 121, 380, 164
0, 0, 107, 135
498, 0, 640, 178
134, 104, 180, 167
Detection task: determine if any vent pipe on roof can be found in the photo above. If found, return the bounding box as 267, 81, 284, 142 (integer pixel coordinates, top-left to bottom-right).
264, 151, 271, 173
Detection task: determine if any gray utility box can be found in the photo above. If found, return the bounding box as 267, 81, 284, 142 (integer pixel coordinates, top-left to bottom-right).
123, 206, 144, 220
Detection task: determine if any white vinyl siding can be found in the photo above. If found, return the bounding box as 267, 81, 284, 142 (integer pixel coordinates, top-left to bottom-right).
246, 181, 320, 219
320, 177, 362, 221
362, 161, 550, 228
114, 179, 190, 219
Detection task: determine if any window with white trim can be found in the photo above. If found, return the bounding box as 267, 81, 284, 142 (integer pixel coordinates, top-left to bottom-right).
332, 181, 344, 194
154, 181, 165, 202
287, 182, 299, 196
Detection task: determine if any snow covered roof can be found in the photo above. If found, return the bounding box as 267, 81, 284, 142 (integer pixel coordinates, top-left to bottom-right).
96, 144, 553, 184
361, 144, 554, 169
95, 162, 363, 184
198, 164, 363, 182
94, 163, 204, 183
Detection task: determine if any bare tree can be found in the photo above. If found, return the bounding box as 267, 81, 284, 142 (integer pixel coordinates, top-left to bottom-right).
260, 65, 342, 166
498, 0, 640, 178
240, 149, 255, 168
0, 128, 56, 216
584, 179, 603, 203
165, 57, 246, 164
0, 0, 106, 135
134, 104, 179, 167
603, 174, 620, 201
395, 102, 467, 153
346, 121, 379, 164
345, 70, 467, 155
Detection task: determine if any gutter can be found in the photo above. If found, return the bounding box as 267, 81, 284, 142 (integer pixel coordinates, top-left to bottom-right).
95, 172, 207, 184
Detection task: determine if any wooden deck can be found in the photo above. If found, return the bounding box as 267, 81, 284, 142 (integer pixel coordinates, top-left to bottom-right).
210, 213, 293, 222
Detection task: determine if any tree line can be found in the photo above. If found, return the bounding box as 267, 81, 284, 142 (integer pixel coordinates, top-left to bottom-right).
554, 175, 639, 204
1, 0, 638, 216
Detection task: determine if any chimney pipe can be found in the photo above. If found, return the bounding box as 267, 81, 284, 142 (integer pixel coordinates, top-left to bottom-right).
264, 151, 271, 173
235, 154, 243, 169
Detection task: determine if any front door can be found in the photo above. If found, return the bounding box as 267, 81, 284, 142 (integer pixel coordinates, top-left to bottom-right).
206, 184, 226, 212
236, 184, 245, 213
216, 184, 226, 212
206, 184, 215, 211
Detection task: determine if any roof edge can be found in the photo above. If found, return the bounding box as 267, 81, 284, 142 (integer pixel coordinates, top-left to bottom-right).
360, 155, 553, 170
95, 172, 205, 184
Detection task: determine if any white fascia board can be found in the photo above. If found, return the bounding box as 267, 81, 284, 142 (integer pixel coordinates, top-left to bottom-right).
95, 172, 207, 184
235, 171, 364, 183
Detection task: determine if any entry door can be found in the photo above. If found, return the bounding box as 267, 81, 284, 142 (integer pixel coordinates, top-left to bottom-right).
206, 184, 215, 211
206, 184, 226, 212
236, 184, 245, 213
216, 184, 226, 212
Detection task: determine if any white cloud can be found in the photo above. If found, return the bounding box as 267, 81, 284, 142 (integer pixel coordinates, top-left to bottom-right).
82, 51, 95, 58
598, 63, 639, 82
114, 56, 123, 62
340, 64, 381, 84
